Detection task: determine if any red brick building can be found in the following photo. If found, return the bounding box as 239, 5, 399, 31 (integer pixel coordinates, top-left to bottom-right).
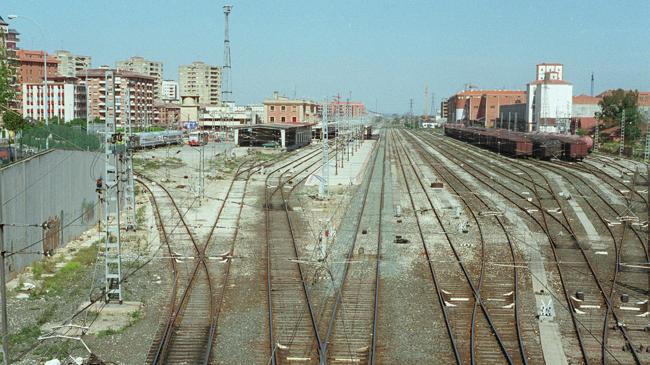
17, 49, 59, 84
447, 90, 526, 127
154, 102, 181, 127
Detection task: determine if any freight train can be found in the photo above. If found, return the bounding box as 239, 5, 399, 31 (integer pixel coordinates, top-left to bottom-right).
129, 130, 184, 149
443, 125, 591, 161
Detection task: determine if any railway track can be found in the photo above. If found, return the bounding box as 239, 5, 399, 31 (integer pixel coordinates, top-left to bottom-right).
398, 129, 538, 364
588, 154, 648, 184
264, 141, 345, 364
318, 132, 385, 363
141, 144, 330, 364
138, 174, 213, 365
431, 130, 648, 363
390, 130, 518, 364
529, 160, 648, 363
416, 129, 648, 364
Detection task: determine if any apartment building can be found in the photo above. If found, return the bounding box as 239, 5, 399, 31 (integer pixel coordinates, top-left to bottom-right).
327, 100, 366, 118
85, 68, 155, 126
161, 80, 179, 102
54, 50, 91, 77
17, 50, 59, 84
154, 102, 180, 127
178, 61, 221, 105
116, 56, 163, 101
0, 16, 20, 111
22, 76, 87, 122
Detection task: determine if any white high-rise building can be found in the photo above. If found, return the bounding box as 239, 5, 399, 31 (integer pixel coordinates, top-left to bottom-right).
179, 61, 221, 105
526, 63, 573, 132
54, 50, 91, 77
116, 56, 163, 101
162, 80, 179, 102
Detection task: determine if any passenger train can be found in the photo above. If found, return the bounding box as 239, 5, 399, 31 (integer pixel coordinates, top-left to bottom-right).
129, 130, 184, 149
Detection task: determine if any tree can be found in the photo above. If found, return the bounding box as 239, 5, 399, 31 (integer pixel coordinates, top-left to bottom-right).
596, 89, 642, 142
3, 112, 25, 132
0, 41, 15, 115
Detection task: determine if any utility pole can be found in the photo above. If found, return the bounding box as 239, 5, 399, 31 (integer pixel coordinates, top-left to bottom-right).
594, 120, 600, 152
222, 5, 233, 105
103, 70, 123, 304
514, 113, 518, 132
643, 119, 650, 163
432, 92, 436, 120
320, 100, 329, 199
334, 98, 338, 176
0, 203, 8, 365
423, 85, 429, 120
123, 88, 136, 231
409, 98, 414, 128
619, 109, 625, 157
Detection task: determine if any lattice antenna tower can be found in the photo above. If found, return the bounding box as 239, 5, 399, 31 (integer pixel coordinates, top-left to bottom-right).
103, 70, 123, 303
123, 87, 136, 231
222, 5, 233, 105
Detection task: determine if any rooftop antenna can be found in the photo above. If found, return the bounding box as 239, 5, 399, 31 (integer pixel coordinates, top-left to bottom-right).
590, 72, 594, 97
222, 4, 233, 105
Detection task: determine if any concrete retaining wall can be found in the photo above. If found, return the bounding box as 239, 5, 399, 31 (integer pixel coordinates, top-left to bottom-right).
0, 149, 104, 276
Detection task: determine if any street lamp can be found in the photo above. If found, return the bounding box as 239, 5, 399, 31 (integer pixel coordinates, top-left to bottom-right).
8, 15, 49, 148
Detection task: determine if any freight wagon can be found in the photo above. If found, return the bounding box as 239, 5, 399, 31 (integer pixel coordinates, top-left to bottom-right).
443, 125, 590, 160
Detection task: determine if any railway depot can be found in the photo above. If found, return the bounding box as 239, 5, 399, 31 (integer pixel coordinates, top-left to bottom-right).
3, 120, 648, 364
2, 2, 649, 364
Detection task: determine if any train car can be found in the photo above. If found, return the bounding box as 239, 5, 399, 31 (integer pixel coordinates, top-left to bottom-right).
445, 125, 590, 161
365, 125, 373, 139
189, 131, 209, 146
445, 125, 532, 157
138, 132, 165, 148
544, 134, 589, 161
162, 130, 184, 145
528, 133, 562, 160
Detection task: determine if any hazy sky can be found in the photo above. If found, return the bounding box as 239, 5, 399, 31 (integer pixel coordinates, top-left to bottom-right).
3, 0, 649, 113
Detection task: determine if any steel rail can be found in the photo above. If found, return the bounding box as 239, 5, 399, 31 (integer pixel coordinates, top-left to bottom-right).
264, 142, 341, 364
420, 130, 642, 364
529, 160, 646, 364
387, 130, 462, 364
415, 131, 593, 363
144, 160, 252, 364
402, 129, 529, 364
394, 130, 515, 364
320, 136, 382, 361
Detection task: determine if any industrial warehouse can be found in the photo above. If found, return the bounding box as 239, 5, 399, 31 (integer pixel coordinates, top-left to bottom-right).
0, 2, 649, 365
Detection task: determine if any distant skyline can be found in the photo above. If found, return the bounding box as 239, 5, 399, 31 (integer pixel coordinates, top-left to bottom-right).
3, 0, 649, 113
